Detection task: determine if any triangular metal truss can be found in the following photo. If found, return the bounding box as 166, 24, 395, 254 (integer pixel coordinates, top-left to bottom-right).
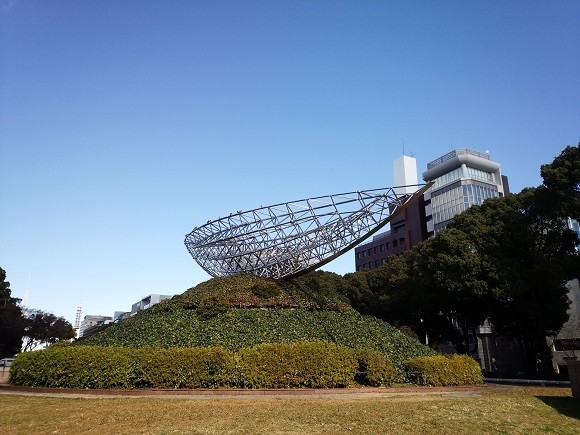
184, 184, 431, 280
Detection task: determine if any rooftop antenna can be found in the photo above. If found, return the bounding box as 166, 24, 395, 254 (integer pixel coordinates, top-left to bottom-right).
402, 137, 406, 156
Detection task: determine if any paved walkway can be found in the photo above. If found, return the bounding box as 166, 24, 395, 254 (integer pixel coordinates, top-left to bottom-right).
0, 383, 516, 400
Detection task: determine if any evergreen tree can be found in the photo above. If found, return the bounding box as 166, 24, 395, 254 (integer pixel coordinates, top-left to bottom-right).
0, 267, 24, 358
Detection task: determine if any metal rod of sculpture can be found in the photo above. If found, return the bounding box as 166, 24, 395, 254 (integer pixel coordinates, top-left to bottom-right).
184, 183, 432, 280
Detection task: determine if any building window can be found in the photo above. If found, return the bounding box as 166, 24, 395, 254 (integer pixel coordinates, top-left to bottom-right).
385, 242, 390, 250
400, 237, 405, 246
379, 244, 383, 252
393, 239, 398, 247
373, 247, 377, 254
553, 339, 580, 351
367, 249, 371, 256
375, 260, 379, 267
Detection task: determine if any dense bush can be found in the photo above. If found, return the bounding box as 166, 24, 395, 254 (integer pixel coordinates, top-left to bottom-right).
9, 345, 141, 389
10, 342, 372, 389
405, 354, 483, 386
197, 293, 229, 319
147, 272, 356, 313
138, 347, 235, 388
355, 348, 395, 386
236, 341, 357, 388
10, 343, 483, 389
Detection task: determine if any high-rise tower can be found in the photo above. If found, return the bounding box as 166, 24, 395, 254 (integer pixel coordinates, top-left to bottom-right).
422, 148, 507, 235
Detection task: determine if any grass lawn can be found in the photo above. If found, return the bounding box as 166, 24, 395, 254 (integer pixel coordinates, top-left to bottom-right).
0, 387, 578, 434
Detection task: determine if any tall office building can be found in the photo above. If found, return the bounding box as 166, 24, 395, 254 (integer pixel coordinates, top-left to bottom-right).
354, 148, 508, 271
354, 155, 427, 271
422, 148, 508, 235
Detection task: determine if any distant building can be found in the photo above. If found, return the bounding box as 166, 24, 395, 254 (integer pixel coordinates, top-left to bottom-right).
548, 279, 580, 377
131, 294, 173, 316
79, 314, 112, 338
113, 311, 131, 322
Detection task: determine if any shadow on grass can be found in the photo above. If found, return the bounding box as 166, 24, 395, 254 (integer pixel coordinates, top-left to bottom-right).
537, 396, 580, 420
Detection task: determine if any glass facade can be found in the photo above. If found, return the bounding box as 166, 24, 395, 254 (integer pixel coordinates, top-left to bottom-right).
431, 166, 499, 190
430, 168, 500, 232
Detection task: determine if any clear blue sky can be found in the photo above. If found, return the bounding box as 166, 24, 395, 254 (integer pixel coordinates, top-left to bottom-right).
1, 1, 578, 324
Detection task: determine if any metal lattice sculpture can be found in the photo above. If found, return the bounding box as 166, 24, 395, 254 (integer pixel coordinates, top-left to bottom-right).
185, 184, 431, 279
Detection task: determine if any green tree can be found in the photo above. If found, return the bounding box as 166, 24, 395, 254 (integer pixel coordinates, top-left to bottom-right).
449, 188, 579, 376
0, 267, 24, 358
411, 228, 495, 354
22, 309, 75, 351
540, 143, 580, 219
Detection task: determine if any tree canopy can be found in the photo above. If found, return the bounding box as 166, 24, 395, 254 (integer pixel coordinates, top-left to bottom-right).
340, 143, 580, 377
1, 267, 76, 356
0, 267, 24, 358
447, 188, 578, 373
22, 309, 75, 352
540, 143, 580, 219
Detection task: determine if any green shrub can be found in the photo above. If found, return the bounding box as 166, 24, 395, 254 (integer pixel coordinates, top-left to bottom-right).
10, 342, 362, 389
197, 293, 229, 319
9, 346, 141, 389
405, 354, 483, 386
355, 348, 395, 386
236, 341, 357, 388
250, 279, 281, 299
139, 347, 235, 388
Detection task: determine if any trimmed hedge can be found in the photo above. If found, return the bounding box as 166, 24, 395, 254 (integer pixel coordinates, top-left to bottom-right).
236, 341, 357, 388
8, 344, 141, 389
9, 342, 400, 389
355, 348, 395, 387
10, 344, 482, 389
138, 347, 235, 388
405, 354, 483, 386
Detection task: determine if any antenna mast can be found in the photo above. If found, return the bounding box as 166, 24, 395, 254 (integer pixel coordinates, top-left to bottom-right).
21, 274, 30, 310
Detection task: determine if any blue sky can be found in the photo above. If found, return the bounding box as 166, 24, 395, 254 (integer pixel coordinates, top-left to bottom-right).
1, 0, 578, 324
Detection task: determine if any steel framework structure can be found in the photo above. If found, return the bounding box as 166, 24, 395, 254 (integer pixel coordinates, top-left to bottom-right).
185, 184, 431, 280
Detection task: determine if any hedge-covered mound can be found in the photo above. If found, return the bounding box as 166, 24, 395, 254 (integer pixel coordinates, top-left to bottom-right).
80, 308, 433, 377
9, 342, 397, 389
79, 272, 436, 380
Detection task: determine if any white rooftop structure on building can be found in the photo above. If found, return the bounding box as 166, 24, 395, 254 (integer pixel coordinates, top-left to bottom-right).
393, 155, 419, 196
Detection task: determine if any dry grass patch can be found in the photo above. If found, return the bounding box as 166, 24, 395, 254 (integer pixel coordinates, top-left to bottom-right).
0, 387, 578, 434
